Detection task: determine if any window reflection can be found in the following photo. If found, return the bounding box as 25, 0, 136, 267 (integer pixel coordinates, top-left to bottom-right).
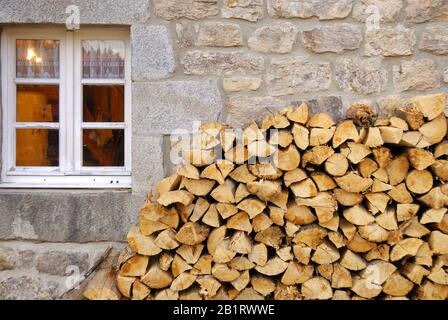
16, 85, 59, 122
16, 129, 59, 166
83, 129, 124, 167
82, 40, 125, 79
16, 40, 60, 78
83, 85, 124, 122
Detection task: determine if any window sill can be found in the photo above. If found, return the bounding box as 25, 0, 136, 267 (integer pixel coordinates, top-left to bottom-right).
0, 175, 132, 189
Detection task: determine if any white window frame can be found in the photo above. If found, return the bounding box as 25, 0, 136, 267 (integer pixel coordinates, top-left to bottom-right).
1, 27, 132, 188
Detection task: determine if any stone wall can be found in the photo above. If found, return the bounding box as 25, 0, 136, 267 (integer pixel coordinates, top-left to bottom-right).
0, 0, 448, 299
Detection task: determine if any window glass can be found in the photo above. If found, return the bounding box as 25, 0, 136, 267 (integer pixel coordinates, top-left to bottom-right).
83, 129, 124, 167
16, 40, 60, 78
16, 128, 59, 166
83, 85, 124, 122
16, 85, 59, 122
82, 40, 125, 79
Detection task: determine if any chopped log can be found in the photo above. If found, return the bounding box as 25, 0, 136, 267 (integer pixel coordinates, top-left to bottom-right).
428, 231, 448, 254
379, 126, 403, 144
301, 277, 333, 300
132, 280, 151, 300
175, 222, 210, 245
255, 226, 283, 249
231, 270, 250, 291
333, 188, 364, 206
292, 124, 310, 150
251, 276, 276, 296
302, 146, 334, 167
396, 203, 419, 222
247, 180, 281, 202
311, 172, 336, 191
248, 243, 268, 266
178, 164, 200, 180
343, 142, 371, 164
127, 226, 162, 256
333, 120, 359, 148
343, 205, 374, 226
420, 208, 447, 224
248, 161, 283, 180
210, 179, 236, 203
281, 261, 314, 285
255, 257, 289, 276
346, 103, 377, 127
274, 144, 301, 171
386, 155, 409, 186
236, 198, 266, 219
308, 113, 335, 129
388, 183, 413, 204
270, 130, 294, 148
335, 173, 373, 193
390, 238, 424, 261
358, 158, 378, 178
312, 241, 340, 264
419, 114, 447, 145
156, 174, 182, 196
262, 114, 289, 130
201, 164, 224, 184
364, 127, 384, 148
155, 229, 180, 250
340, 250, 367, 271
432, 160, 448, 181
286, 102, 309, 124
158, 190, 195, 206
196, 277, 221, 298
141, 263, 173, 289
284, 168, 307, 187
211, 264, 240, 282
217, 159, 235, 179
310, 127, 336, 146
120, 255, 148, 277
324, 153, 349, 177
176, 244, 204, 265
229, 164, 256, 184
347, 233, 377, 253
285, 203, 316, 225
405, 169, 433, 194
290, 178, 318, 198
407, 148, 435, 170
171, 255, 192, 277
227, 212, 252, 233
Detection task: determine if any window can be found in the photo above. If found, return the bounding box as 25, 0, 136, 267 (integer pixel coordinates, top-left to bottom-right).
1, 28, 131, 188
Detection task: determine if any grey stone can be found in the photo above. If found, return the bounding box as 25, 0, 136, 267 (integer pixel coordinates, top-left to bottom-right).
302, 24, 362, 54
405, 0, 448, 23
132, 134, 164, 194
176, 23, 195, 49
267, 0, 354, 19
364, 25, 416, 57
182, 51, 265, 76
154, 0, 219, 20
266, 56, 331, 96
248, 23, 299, 54
444, 69, 448, 83
335, 57, 388, 94
222, 0, 263, 22
352, 0, 403, 22
131, 25, 176, 81
306, 96, 345, 120
0, 191, 144, 242
0, 247, 17, 271
196, 22, 243, 47
393, 59, 439, 92
0, 276, 62, 300
376, 95, 407, 118
419, 26, 448, 55
0, 0, 150, 24
225, 95, 285, 127
19, 250, 35, 269
132, 80, 223, 134
35, 251, 89, 276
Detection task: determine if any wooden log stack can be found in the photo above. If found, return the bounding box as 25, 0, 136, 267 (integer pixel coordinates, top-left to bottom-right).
87, 93, 448, 300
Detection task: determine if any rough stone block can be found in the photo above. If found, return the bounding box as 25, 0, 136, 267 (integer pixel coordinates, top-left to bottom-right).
352, 0, 403, 22
0, 276, 63, 300
223, 77, 262, 92
393, 59, 439, 92
182, 51, 265, 76
222, 0, 263, 22
225, 95, 285, 127
0, 247, 17, 271
131, 25, 176, 81
364, 25, 415, 57
132, 134, 164, 194
0, 0, 150, 24
132, 80, 223, 134
248, 23, 298, 54
0, 191, 143, 242
335, 57, 388, 94
196, 22, 243, 47
267, 0, 354, 19
154, 0, 218, 20
419, 26, 448, 55
266, 56, 331, 96
405, 0, 448, 22
302, 24, 362, 54
35, 251, 89, 276
376, 95, 407, 118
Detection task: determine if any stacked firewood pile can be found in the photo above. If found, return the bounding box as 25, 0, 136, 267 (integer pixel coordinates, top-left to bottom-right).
86, 93, 448, 300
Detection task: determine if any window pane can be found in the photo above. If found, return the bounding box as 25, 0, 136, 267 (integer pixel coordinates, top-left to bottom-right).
82, 40, 125, 79
16, 129, 59, 166
16, 85, 59, 122
83, 85, 124, 122
16, 40, 60, 78
83, 129, 124, 167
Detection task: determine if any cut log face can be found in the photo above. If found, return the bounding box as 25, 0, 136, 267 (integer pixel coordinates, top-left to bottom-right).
109, 95, 448, 301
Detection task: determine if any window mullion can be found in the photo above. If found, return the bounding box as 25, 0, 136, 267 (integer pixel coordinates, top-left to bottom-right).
64, 31, 75, 174
73, 31, 82, 174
